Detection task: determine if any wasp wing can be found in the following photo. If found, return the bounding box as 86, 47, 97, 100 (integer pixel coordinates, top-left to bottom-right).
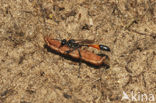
74, 39, 95, 44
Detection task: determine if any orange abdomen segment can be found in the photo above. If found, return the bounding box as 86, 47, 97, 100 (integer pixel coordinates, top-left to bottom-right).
88, 45, 100, 50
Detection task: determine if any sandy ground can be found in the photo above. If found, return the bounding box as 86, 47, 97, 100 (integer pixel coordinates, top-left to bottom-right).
0, 0, 156, 103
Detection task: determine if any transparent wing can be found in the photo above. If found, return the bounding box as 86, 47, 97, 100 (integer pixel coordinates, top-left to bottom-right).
74, 39, 95, 44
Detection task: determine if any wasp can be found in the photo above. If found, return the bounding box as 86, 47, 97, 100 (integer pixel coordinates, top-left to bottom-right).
59, 39, 110, 53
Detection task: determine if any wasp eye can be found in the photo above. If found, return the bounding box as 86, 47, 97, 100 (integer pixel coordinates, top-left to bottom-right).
61, 39, 67, 45
99, 45, 110, 51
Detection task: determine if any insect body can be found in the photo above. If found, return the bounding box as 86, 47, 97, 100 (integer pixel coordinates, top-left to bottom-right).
59, 39, 110, 53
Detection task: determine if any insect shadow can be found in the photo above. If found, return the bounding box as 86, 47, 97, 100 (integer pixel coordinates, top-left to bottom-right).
44, 44, 110, 69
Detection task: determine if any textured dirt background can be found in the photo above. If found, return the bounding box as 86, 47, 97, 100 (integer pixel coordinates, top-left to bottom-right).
0, 0, 156, 103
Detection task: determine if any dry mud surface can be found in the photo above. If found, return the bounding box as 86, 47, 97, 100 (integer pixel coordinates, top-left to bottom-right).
0, 0, 156, 103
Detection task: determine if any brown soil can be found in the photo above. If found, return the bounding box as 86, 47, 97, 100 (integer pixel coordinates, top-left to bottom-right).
0, 0, 156, 103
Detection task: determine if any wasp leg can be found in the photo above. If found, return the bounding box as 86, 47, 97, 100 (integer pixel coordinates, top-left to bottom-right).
65, 47, 79, 54
77, 49, 82, 78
